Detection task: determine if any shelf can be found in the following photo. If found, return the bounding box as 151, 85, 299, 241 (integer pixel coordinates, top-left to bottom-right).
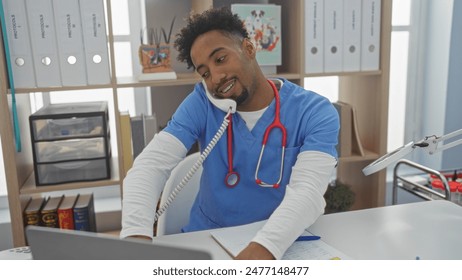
20, 157, 120, 195
9, 72, 302, 94
269, 72, 302, 81
12, 84, 113, 94
115, 72, 302, 88
302, 70, 382, 78
9, 70, 379, 94
116, 73, 200, 88
339, 149, 380, 163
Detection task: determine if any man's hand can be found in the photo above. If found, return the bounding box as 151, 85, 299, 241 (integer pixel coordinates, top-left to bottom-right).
234, 242, 275, 260
127, 235, 152, 241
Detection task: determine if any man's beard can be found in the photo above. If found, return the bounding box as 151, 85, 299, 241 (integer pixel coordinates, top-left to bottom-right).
235, 89, 249, 106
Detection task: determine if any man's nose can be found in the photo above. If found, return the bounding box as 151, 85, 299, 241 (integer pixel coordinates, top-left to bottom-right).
210, 68, 226, 88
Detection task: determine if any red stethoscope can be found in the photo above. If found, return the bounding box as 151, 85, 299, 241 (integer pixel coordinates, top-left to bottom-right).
225, 79, 287, 188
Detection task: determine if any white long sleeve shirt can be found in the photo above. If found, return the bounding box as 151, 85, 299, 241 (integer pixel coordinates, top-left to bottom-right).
120, 130, 336, 259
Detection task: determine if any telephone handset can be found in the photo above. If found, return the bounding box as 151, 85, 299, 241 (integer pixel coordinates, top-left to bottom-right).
202, 80, 237, 113
202, 78, 283, 112
154, 80, 234, 223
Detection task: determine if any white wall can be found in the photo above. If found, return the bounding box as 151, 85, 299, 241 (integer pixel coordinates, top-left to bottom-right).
441, 0, 462, 170
417, 0, 453, 170
416, 0, 462, 171
389, 0, 462, 205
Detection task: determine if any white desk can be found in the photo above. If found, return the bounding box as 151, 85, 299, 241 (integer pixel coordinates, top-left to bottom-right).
3, 200, 460, 260
309, 200, 462, 260
155, 200, 462, 260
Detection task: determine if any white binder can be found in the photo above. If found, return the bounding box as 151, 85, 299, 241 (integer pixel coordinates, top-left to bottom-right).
52, 0, 87, 86
79, 0, 111, 85
304, 0, 324, 74
323, 0, 343, 73
361, 0, 381, 71
25, 0, 62, 87
1, 0, 36, 88
342, 0, 361, 72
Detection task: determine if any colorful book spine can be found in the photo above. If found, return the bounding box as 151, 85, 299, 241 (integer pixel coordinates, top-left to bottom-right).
23, 197, 46, 227
58, 194, 79, 229
58, 209, 75, 229
41, 195, 64, 228
73, 193, 96, 232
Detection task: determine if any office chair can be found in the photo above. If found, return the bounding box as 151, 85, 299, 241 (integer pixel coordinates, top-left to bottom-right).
156, 152, 202, 236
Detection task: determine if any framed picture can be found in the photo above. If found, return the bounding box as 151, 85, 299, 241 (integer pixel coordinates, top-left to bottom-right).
231, 4, 282, 66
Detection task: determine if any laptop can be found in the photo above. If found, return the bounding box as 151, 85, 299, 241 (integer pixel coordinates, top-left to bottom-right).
25, 226, 212, 260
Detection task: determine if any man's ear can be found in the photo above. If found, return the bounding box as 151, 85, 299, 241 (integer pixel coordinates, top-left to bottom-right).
242, 38, 256, 58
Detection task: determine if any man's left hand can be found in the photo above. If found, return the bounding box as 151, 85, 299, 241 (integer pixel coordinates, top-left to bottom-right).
234, 242, 275, 260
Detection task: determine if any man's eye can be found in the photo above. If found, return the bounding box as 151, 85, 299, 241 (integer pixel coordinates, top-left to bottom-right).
216, 56, 225, 63
201, 72, 210, 79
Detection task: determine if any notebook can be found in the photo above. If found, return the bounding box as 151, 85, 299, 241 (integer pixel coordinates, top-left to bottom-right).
25, 226, 212, 260
210, 220, 352, 260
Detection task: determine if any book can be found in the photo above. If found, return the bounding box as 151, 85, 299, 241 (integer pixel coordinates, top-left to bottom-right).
119, 111, 134, 175
342, 0, 361, 72
323, 0, 344, 73
210, 220, 351, 259
305, 0, 325, 74
361, 0, 381, 71
130, 116, 144, 159
23, 197, 46, 227
79, 0, 111, 85
1, 0, 36, 87
333, 101, 365, 157
41, 195, 64, 228
52, 0, 87, 86
73, 193, 97, 232
231, 4, 282, 66
333, 101, 353, 157
351, 106, 365, 156
131, 114, 158, 159
142, 114, 158, 148
58, 194, 79, 229
25, 0, 62, 87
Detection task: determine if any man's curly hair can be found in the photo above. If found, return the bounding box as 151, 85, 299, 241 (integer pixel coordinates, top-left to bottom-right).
174, 7, 249, 69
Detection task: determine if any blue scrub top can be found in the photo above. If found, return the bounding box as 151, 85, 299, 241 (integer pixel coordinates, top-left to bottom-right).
164, 79, 339, 232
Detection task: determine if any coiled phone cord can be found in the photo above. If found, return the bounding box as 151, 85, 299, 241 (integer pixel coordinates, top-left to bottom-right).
153, 109, 232, 223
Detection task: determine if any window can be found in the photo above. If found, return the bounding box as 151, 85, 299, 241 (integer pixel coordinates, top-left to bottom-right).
111, 0, 151, 117
387, 0, 412, 152
304, 76, 339, 103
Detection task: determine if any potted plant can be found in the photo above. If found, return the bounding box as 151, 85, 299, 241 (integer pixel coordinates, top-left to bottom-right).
324, 180, 355, 214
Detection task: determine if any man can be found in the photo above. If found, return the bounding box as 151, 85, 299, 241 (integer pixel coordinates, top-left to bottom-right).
120, 7, 339, 260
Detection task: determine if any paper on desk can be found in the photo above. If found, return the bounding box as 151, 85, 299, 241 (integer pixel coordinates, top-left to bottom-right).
210, 220, 351, 260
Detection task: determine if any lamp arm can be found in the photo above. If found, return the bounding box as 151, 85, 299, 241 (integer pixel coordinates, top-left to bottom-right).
429, 128, 462, 154
362, 128, 462, 176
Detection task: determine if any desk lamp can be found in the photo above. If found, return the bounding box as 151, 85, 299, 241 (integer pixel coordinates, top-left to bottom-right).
362, 128, 462, 176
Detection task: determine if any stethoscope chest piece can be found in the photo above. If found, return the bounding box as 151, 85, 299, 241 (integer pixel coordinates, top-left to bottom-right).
225, 171, 240, 188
